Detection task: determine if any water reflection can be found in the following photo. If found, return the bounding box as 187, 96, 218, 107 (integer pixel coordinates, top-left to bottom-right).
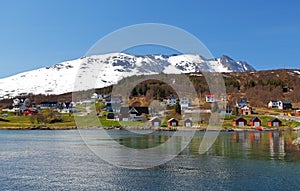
106, 130, 300, 162
202, 131, 300, 162
98, 131, 300, 161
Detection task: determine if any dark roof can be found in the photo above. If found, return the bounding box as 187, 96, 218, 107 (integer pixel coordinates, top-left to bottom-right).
120, 106, 149, 115
168, 118, 178, 122
238, 98, 247, 103
40, 101, 58, 105
233, 117, 246, 121
282, 100, 292, 104
268, 118, 282, 122
184, 118, 192, 122
149, 117, 161, 122
250, 117, 261, 122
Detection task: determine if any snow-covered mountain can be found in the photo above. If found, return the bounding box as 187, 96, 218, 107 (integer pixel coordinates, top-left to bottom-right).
0, 53, 255, 98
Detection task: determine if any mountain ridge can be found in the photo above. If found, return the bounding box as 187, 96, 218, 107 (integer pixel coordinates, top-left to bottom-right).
0, 53, 255, 98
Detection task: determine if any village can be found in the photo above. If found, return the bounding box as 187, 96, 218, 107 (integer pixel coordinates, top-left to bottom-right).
1, 90, 300, 131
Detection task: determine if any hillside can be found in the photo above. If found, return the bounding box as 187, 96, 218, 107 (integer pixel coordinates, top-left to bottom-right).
223, 69, 300, 107
1, 69, 299, 109
108, 69, 300, 108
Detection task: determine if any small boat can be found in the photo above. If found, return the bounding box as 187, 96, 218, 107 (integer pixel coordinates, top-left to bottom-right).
227, 128, 234, 132
256, 126, 263, 131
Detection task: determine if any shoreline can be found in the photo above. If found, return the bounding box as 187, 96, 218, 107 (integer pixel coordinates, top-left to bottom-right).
0, 125, 291, 132
0, 126, 78, 130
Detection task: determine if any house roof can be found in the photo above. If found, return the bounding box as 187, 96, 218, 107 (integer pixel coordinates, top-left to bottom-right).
180, 97, 189, 100
238, 98, 247, 102
149, 117, 161, 121
24, 108, 38, 112
120, 106, 149, 115
233, 117, 246, 121
40, 101, 58, 105
184, 118, 192, 122
281, 100, 292, 104
268, 118, 282, 122
250, 117, 261, 122
167, 118, 178, 122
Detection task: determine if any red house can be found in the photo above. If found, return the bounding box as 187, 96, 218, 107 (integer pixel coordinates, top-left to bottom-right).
250, 117, 262, 127
167, 118, 178, 127
149, 117, 161, 127
232, 117, 247, 126
184, 118, 193, 127
23, 108, 38, 116
268, 118, 282, 127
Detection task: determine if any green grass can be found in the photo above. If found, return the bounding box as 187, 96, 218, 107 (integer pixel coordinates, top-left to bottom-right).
1, 112, 300, 130
0, 115, 32, 127
283, 120, 300, 129
0, 113, 77, 128
98, 116, 147, 127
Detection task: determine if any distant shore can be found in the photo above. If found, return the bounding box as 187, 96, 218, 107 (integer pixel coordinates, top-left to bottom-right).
0, 126, 78, 130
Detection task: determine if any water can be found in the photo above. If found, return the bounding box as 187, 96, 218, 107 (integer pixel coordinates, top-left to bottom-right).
1, 130, 300, 190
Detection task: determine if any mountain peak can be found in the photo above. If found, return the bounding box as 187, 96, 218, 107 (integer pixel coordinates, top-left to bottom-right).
220, 55, 234, 61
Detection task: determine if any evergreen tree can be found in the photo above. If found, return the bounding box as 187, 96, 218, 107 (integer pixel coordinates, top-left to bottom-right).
131, 87, 138, 96
175, 100, 181, 115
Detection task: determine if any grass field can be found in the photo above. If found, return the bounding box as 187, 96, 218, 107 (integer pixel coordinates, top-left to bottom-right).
1, 112, 300, 130
0, 113, 76, 128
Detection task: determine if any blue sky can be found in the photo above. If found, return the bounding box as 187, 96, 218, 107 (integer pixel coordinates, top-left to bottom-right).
0, 0, 299, 78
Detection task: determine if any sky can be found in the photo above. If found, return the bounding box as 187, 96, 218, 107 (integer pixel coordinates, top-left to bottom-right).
0, 0, 299, 78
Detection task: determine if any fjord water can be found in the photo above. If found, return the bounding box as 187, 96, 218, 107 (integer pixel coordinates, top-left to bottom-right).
1, 130, 300, 190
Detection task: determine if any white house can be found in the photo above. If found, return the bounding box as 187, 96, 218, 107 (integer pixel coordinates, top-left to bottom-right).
268, 100, 279, 108
205, 94, 215, 103
180, 97, 190, 110
105, 96, 122, 112
240, 106, 252, 115
268, 100, 292, 110
91, 93, 98, 99
13, 98, 21, 106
